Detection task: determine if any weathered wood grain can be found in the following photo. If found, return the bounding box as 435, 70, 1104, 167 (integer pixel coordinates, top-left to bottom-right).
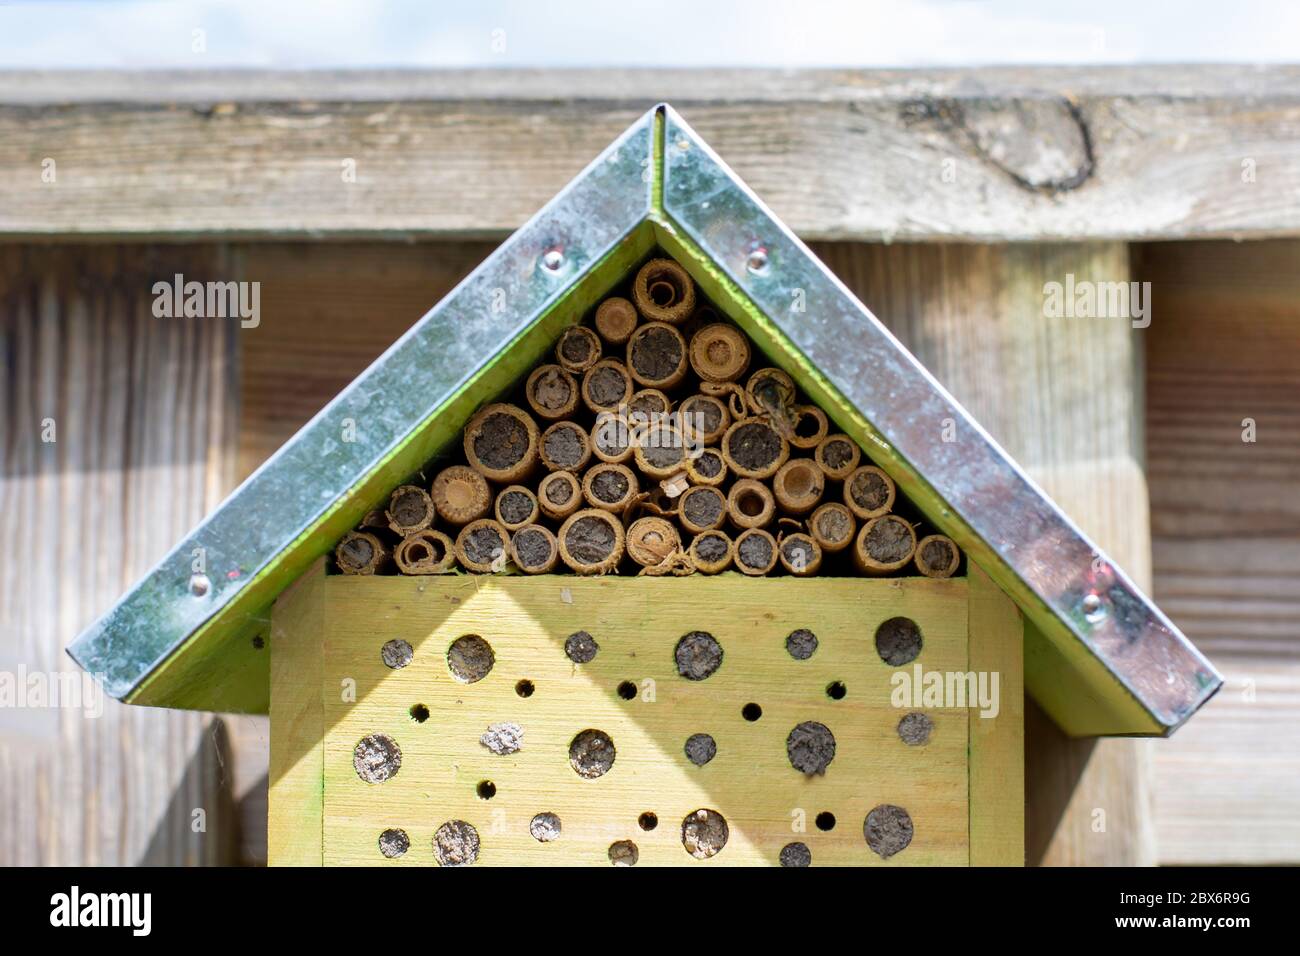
0, 244, 240, 864
3, 67, 1299, 242
318, 575, 977, 866
1139, 239, 1300, 864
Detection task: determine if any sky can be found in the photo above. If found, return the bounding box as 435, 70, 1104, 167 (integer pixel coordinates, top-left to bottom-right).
0, 0, 1297, 69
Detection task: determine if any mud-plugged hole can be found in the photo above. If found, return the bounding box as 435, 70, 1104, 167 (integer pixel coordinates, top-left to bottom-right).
447, 634, 495, 682
875, 617, 923, 666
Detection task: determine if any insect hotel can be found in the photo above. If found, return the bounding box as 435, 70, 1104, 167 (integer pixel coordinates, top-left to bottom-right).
69, 106, 1221, 867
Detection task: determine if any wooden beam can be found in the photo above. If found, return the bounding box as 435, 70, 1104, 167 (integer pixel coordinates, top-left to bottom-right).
3, 67, 1299, 242
815, 240, 1157, 864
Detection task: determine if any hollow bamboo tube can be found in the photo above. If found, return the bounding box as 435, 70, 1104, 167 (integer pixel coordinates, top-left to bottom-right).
581, 358, 633, 414
455, 519, 511, 574
582, 462, 640, 514
538, 471, 582, 521
494, 485, 540, 532
525, 364, 580, 421
385, 483, 436, 536
733, 527, 779, 576
626, 321, 688, 390
745, 367, 796, 416
914, 534, 961, 578
689, 322, 751, 383
678, 394, 730, 446
772, 458, 825, 515
558, 508, 626, 574
633, 422, 689, 479
688, 530, 733, 574
595, 296, 639, 345
679, 485, 727, 535
685, 447, 728, 487
722, 418, 790, 480
843, 465, 897, 520
809, 502, 856, 554
394, 529, 456, 575
555, 325, 602, 374
431, 465, 492, 525
853, 514, 917, 575
814, 433, 861, 480
463, 403, 540, 483
788, 405, 829, 450
510, 524, 559, 575
727, 478, 776, 529
539, 420, 592, 473
335, 530, 388, 575
778, 533, 823, 576
625, 516, 681, 568
591, 410, 634, 464
632, 258, 695, 325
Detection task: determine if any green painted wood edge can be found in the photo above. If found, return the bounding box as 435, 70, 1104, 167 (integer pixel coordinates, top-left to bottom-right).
647, 216, 1159, 736
126, 224, 659, 712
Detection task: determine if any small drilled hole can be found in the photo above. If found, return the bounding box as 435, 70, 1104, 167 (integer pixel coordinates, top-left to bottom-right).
409, 703, 430, 723
826, 681, 847, 700
617, 680, 637, 701
477, 780, 496, 800
516, 679, 535, 698
742, 702, 762, 722
638, 812, 659, 831
251, 635, 265, 649
815, 811, 836, 832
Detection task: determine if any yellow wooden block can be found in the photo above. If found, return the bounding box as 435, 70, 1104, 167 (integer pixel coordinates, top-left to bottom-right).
303, 573, 1007, 866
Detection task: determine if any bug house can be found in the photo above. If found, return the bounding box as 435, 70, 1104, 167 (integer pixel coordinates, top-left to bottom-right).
69, 105, 1221, 868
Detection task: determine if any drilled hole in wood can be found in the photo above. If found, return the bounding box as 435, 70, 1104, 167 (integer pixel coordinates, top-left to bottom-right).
251, 635, 265, 650
785, 628, 818, 660
477, 780, 497, 800
675, 631, 723, 681
530, 812, 562, 842
638, 812, 659, 831
569, 729, 616, 778
381, 638, 413, 669
875, 617, 923, 666
864, 804, 914, 859
682, 808, 729, 859
352, 734, 401, 784
617, 680, 637, 701
684, 733, 717, 766
898, 711, 934, 746
787, 720, 836, 775
826, 681, 847, 700
564, 630, 599, 663
742, 702, 763, 722
447, 634, 495, 683
815, 811, 837, 832
515, 679, 535, 698
609, 839, 639, 866
433, 820, 480, 867
780, 842, 811, 867
409, 703, 429, 723
378, 828, 409, 859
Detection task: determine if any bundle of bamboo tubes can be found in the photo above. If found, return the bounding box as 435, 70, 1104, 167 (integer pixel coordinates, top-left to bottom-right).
334, 254, 961, 579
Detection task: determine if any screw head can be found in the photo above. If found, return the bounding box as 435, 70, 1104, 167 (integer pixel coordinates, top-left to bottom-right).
540, 248, 565, 273
745, 247, 770, 276
1081, 592, 1106, 624
189, 573, 211, 598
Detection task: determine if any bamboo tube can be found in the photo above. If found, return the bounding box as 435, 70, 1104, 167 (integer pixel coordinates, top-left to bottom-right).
633, 422, 689, 479
335, 530, 388, 575
788, 404, 829, 450
688, 530, 733, 574
809, 502, 856, 554
538, 470, 582, 521
591, 410, 634, 464
844, 465, 896, 520
464, 403, 539, 483
678, 394, 730, 446
456, 519, 511, 574
727, 478, 776, 529
385, 483, 435, 536
558, 508, 625, 574
394, 529, 456, 575
632, 258, 695, 325
627, 388, 671, 421
581, 358, 633, 414
595, 296, 638, 345
772, 458, 825, 515
431, 465, 492, 525
778, 533, 823, 576
539, 420, 591, 473
914, 534, 961, 578
582, 462, 639, 514
734, 527, 778, 576
853, 514, 917, 575
555, 325, 602, 374
511, 524, 559, 575
679, 485, 727, 535
814, 433, 861, 480
689, 322, 751, 383
722, 418, 790, 480
745, 367, 796, 417
702, 380, 750, 419
626, 516, 681, 568
525, 364, 579, 421
626, 322, 688, 390
685, 447, 728, 487
494, 485, 539, 532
